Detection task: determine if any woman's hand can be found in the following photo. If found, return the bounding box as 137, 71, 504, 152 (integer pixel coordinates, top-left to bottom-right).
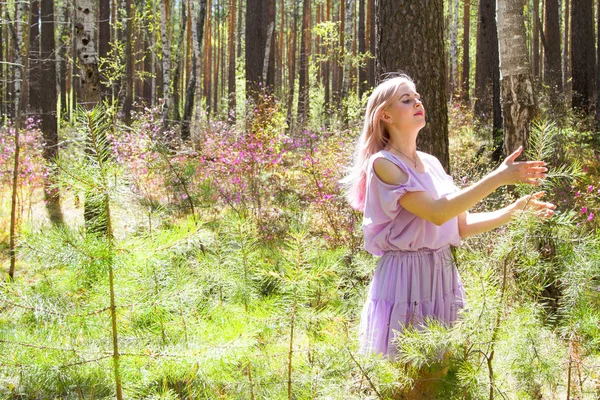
511, 191, 555, 219
493, 146, 548, 186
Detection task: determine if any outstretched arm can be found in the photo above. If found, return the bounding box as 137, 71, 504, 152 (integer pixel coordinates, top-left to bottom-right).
397, 147, 548, 226
457, 191, 555, 238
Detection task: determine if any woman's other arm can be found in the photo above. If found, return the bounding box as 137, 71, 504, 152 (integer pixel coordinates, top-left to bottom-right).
397, 147, 548, 226
457, 191, 555, 238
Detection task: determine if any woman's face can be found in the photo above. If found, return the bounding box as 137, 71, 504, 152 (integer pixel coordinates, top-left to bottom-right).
382, 82, 426, 133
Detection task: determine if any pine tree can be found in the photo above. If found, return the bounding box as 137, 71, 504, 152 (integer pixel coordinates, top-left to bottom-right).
376, 0, 450, 170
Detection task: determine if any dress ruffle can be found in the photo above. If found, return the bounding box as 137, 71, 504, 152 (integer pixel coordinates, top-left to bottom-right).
359, 246, 465, 359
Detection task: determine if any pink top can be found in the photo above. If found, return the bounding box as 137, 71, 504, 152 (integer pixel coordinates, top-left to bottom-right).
362, 150, 461, 256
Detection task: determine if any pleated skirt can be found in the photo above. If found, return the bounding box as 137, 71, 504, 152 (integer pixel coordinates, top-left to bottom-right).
359, 245, 465, 360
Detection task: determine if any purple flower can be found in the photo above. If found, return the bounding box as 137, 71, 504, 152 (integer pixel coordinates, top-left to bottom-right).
588, 212, 594, 221
581, 207, 587, 213
589, 185, 594, 192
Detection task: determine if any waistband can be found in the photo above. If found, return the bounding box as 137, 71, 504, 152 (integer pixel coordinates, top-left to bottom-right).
383, 244, 451, 256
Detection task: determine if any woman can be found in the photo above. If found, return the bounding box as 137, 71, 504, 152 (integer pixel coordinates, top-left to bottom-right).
342, 74, 555, 359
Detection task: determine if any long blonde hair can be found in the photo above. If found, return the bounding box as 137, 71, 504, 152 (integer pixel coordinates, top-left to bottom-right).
341, 74, 415, 211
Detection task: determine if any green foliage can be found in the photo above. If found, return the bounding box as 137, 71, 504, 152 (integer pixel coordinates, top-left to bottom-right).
3, 105, 600, 399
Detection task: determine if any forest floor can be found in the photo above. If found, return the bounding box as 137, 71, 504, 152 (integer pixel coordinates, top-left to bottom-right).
1, 104, 600, 399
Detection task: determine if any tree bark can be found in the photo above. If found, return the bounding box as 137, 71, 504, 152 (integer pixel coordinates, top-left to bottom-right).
571, 0, 595, 113
474, 0, 502, 159
160, 1, 172, 128
461, 0, 470, 103
99, 0, 110, 100
376, 0, 450, 171
297, 0, 311, 124
341, 0, 355, 122
533, 0, 540, 82
40, 0, 64, 224
596, 0, 600, 134
123, 0, 134, 124
29, 0, 41, 115
0, 0, 4, 124
9, 0, 26, 279
228, 0, 237, 119
203, 0, 212, 116
544, 0, 563, 112
286, 0, 298, 123
246, 0, 276, 99
182, 0, 207, 140
563, 0, 570, 97
497, 0, 538, 155
367, 0, 375, 87
449, 0, 459, 100
358, 0, 367, 96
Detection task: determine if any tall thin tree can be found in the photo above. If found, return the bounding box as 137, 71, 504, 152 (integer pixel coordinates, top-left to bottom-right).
122, 0, 134, 124
571, 0, 595, 113
40, 0, 64, 224
8, 0, 26, 279
297, 0, 310, 123
376, 0, 450, 170
544, 0, 563, 113
497, 0, 538, 155
228, 0, 237, 119
99, 0, 110, 100
461, 0, 470, 103
183, 0, 207, 140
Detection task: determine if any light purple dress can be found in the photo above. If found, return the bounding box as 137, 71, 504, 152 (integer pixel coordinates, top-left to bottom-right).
359, 149, 465, 359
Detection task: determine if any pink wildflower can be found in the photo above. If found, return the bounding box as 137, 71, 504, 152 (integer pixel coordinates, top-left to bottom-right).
588, 213, 594, 221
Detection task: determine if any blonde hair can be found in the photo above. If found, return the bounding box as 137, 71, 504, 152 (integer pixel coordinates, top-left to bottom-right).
341, 73, 415, 211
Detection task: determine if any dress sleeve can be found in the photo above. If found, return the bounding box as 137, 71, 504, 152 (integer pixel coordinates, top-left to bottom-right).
368, 159, 426, 218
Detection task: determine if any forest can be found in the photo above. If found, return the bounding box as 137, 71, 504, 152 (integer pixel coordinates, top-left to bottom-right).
1, 0, 600, 398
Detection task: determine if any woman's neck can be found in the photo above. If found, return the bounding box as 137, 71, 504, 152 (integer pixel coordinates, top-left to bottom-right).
386, 134, 418, 157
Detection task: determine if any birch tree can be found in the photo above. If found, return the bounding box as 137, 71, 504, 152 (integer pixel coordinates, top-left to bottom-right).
8, 0, 26, 279
341, 0, 355, 123
496, 0, 537, 155
160, 1, 172, 128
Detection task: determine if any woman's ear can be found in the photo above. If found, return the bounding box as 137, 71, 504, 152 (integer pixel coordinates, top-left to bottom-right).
380, 110, 391, 124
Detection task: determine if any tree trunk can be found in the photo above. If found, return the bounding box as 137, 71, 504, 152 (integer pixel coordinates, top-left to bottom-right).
571, 0, 595, 113
99, 0, 110, 100
39, 0, 64, 224
246, 0, 277, 99
533, 0, 540, 83
297, 0, 311, 124
358, 0, 367, 96
596, 0, 600, 134
474, 0, 502, 155
0, 0, 4, 124
461, 0, 470, 103
29, 0, 41, 115
160, 1, 172, 128
497, 0, 538, 155
367, 0, 375, 88
286, 0, 298, 123
183, 0, 207, 140
213, 0, 220, 115
376, 0, 450, 171
563, 0, 570, 97
544, 0, 563, 112
228, 0, 237, 119
449, 0, 459, 100
203, 0, 212, 116
323, 0, 331, 109
9, 0, 26, 279
341, 0, 355, 122
123, 0, 134, 124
